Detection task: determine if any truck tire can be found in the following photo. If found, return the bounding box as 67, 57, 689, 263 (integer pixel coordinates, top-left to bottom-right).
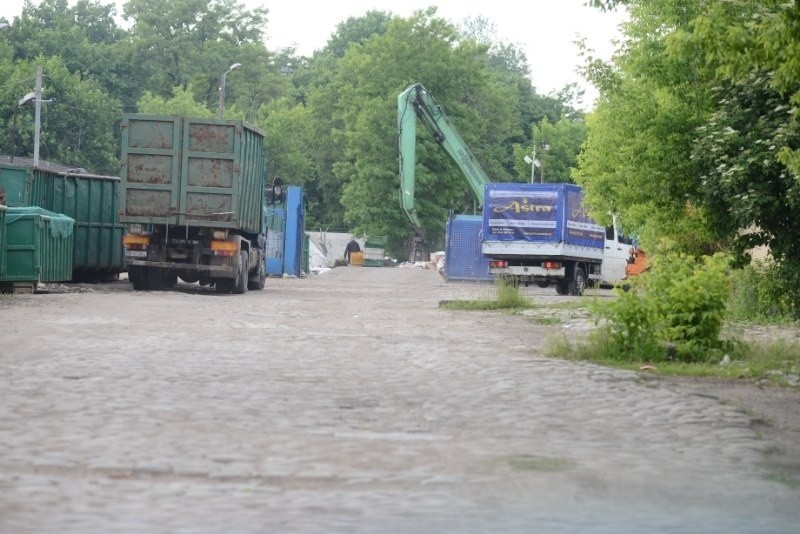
568, 266, 587, 296
145, 269, 175, 291
128, 266, 148, 291
214, 279, 232, 293
555, 281, 569, 295
247, 256, 266, 291
232, 251, 248, 295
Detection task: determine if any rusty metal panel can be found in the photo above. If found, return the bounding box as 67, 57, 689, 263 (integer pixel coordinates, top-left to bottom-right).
120, 115, 266, 233
120, 115, 182, 225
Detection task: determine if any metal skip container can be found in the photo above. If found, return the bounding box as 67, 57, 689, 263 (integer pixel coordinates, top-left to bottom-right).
0, 159, 125, 280
0, 206, 74, 292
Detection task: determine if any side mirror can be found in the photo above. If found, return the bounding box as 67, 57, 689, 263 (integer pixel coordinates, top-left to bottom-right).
266, 183, 284, 204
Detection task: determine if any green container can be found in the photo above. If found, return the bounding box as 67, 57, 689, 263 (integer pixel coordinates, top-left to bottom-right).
363, 235, 386, 267
120, 115, 267, 233
0, 207, 74, 287
0, 161, 125, 278
0, 205, 6, 258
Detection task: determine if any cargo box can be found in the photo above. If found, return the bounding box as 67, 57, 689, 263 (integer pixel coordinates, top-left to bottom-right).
120, 115, 267, 233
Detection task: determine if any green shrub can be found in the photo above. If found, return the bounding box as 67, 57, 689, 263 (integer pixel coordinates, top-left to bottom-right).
589, 279, 660, 360
592, 252, 734, 362
728, 261, 799, 322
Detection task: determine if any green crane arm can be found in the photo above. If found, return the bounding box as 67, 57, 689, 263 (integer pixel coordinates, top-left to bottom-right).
397, 83, 491, 230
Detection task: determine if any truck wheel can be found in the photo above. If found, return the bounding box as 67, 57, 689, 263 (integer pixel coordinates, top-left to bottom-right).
555, 282, 569, 295
146, 269, 172, 291
247, 259, 266, 291
232, 251, 248, 295
129, 266, 147, 291
214, 279, 232, 293
568, 266, 587, 296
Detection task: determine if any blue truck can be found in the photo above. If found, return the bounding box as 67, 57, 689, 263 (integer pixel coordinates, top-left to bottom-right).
481, 182, 633, 295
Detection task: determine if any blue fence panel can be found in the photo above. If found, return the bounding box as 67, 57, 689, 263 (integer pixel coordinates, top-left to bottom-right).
444, 214, 493, 282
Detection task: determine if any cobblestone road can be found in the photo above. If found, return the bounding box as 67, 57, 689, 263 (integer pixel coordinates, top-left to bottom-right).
1, 266, 798, 533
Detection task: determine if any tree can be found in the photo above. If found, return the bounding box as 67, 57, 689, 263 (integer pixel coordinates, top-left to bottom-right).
693, 71, 800, 264
514, 116, 587, 184
137, 84, 212, 117
122, 0, 268, 108
255, 98, 321, 223
575, 0, 719, 250
2, 57, 121, 173
308, 8, 521, 254
9, 0, 137, 106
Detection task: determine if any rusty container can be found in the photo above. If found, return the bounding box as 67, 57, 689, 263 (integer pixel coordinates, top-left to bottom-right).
120, 115, 267, 233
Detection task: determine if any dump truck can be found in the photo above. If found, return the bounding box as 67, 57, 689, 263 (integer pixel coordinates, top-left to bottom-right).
119, 115, 271, 293
482, 182, 635, 295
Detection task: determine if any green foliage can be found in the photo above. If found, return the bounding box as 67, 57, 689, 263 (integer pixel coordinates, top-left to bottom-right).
516, 116, 587, 184
728, 261, 799, 322
122, 0, 268, 104
578, 0, 800, 316
439, 278, 533, 311
593, 252, 734, 362
495, 278, 532, 309
137, 85, 212, 117
591, 279, 660, 360
309, 8, 522, 254
0, 57, 121, 174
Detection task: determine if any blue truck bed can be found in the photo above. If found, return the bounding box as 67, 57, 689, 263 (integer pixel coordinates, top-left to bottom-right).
481, 182, 605, 259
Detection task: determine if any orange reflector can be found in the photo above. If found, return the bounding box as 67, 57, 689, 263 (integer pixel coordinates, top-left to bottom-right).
211, 240, 239, 253
543, 261, 562, 270
123, 234, 150, 246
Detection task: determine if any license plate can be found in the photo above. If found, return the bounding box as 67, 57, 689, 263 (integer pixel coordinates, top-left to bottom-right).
125, 249, 147, 258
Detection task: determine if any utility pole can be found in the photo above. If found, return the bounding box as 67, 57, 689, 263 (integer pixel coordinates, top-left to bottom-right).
34, 65, 42, 167
19, 65, 53, 168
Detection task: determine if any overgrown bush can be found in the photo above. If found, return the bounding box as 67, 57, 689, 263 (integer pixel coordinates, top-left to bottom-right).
592, 252, 734, 362
728, 260, 799, 322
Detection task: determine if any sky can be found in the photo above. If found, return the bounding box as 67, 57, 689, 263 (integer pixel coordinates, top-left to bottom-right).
1, 0, 628, 107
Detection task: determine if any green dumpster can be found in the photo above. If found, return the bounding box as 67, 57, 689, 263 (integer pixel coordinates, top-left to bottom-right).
0, 206, 74, 292
0, 159, 125, 279
0, 205, 6, 263
363, 235, 387, 267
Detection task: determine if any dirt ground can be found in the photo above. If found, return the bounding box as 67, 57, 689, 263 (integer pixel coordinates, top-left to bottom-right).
1, 265, 799, 532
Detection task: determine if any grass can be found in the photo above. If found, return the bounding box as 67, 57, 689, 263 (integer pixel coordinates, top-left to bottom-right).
439, 279, 800, 386
439, 279, 535, 311
546, 331, 800, 386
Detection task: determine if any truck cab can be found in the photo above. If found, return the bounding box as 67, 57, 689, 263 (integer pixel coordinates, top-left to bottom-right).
599, 224, 635, 286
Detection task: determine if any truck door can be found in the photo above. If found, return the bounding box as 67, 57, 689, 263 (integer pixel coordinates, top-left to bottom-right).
601, 226, 631, 284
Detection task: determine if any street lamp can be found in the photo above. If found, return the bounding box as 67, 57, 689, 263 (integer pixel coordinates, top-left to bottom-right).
539, 139, 550, 183
217, 62, 241, 119
524, 132, 538, 183
18, 65, 54, 168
